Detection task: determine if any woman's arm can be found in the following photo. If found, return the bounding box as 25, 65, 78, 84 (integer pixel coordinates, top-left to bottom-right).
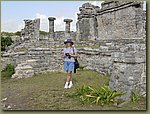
70, 47, 78, 57
70, 53, 78, 57
62, 48, 66, 58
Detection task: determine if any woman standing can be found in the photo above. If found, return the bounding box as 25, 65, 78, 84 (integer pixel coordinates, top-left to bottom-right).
63, 39, 77, 89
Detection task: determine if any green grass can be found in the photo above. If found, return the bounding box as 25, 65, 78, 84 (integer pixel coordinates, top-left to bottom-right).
1, 70, 146, 110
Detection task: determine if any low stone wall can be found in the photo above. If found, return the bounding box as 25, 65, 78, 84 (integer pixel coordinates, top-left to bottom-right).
39, 31, 76, 41
54, 31, 76, 41
2, 48, 64, 74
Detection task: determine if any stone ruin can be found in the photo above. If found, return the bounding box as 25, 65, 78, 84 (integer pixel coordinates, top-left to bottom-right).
20, 17, 76, 41
21, 19, 40, 41
76, 1, 146, 40
1, 1, 146, 104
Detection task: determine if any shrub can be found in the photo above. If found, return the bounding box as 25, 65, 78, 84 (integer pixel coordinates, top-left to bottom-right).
71, 85, 125, 106
15, 31, 21, 36
1, 36, 14, 51
1, 64, 15, 79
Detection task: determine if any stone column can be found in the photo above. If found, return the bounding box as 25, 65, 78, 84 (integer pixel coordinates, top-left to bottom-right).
48, 17, 56, 40
64, 19, 73, 38
34, 18, 40, 40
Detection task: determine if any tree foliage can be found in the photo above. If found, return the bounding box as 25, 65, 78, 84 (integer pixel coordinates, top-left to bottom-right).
1, 32, 15, 36
1, 36, 14, 51
15, 31, 21, 36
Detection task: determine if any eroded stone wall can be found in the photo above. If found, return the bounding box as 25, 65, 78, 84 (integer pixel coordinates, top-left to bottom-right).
77, 1, 146, 40
21, 19, 40, 41
97, 1, 145, 40
76, 3, 98, 41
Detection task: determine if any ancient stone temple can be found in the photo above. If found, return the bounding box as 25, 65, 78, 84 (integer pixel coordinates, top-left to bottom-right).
1, 1, 146, 104
77, 1, 146, 40
20, 17, 76, 41
21, 18, 40, 41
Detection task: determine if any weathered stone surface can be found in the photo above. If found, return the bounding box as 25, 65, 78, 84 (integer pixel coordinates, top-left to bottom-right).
109, 63, 145, 101
12, 61, 35, 79
1, 1, 146, 103
77, 1, 145, 40
21, 18, 40, 41
77, 17, 98, 41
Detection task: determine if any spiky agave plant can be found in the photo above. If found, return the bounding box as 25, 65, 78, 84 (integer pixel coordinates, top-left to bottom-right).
72, 85, 125, 105
131, 90, 141, 103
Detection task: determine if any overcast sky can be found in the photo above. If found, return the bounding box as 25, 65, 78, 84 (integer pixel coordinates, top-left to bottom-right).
1, 1, 146, 32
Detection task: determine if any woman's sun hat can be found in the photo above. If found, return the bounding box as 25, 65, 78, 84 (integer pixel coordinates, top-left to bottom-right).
64, 38, 74, 44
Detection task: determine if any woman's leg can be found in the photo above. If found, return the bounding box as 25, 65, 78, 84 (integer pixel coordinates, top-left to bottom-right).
68, 71, 73, 88
64, 71, 72, 89
64, 62, 69, 88
64, 62, 74, 89
68, 62, 74, 88
66, 71, 72, 82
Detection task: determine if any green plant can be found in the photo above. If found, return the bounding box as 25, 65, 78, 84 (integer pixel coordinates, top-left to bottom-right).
71, 85, 125, 106
1, 36, 14, 51
15, 31, 21, 36
131, 90, 141, 103
1, 64, 15, 79
1, 32, 15, 36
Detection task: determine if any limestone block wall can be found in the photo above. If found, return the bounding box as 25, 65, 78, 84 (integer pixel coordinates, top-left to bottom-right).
38, 31, 76, 41
97, 1, 145, 40
109, 39, 146, 100
76, 3, 98, 41
76, 1, 146, 41
76, 18, 98, 41
54, 31, 76, 41
2, 48, 63, 75
21, 18, 40, 40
